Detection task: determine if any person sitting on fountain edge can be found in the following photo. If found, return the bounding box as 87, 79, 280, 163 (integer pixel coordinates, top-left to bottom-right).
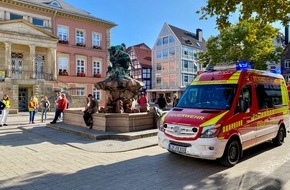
83, 94, 98, 129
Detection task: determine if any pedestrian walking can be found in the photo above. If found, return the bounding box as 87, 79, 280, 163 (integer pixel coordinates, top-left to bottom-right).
50, 93, 68, 124
0, 94, 11, 126
28, 96, 37, 124
157, 93, 167, 110
55, 92, 62, 119
40, 96, 50, 123
32, 95, 39, 114
172, 93, 179, 107
0, 99, 6, 127
83, 94, 98, 129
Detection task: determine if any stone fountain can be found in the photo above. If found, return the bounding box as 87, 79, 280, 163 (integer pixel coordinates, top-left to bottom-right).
95, 44, 144, 113
63, 44, 155, 132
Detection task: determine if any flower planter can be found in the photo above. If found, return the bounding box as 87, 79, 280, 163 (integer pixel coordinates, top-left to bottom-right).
93, 45, 101, 50
76, 43, 86, 47
59, 69, 68, 76
94, 73, 101, 78
58, 40, 69, 44
77, 72, 86, 77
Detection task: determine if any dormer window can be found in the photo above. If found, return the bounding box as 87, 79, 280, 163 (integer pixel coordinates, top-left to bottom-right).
182, 37, 192, 45
50, 1, 62, 8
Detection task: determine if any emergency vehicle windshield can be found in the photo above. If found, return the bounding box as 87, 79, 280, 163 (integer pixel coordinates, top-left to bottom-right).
177, 84, 237, 110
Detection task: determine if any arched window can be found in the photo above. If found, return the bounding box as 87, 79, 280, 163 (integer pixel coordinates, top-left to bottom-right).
50, 1, 62, 8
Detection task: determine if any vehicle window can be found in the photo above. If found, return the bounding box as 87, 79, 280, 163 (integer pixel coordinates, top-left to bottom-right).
255, 84, 282, 110
177, 84, 237, 109
235, 85, 251, 113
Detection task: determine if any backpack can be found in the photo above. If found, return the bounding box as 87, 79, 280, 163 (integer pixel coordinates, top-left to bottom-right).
0, 101, 5, 110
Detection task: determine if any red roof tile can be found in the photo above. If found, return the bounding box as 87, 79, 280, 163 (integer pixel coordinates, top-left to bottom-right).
127, 43, 152, 68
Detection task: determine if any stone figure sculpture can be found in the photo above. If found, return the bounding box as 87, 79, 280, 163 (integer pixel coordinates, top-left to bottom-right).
107, 43, 134, 77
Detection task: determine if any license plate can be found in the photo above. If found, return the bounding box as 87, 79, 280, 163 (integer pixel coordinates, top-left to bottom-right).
169, 144, 186, 154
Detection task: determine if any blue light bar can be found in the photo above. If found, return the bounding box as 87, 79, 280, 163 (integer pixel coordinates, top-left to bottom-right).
270, 68, 281, 74
236, 61, 251, 70
205, 64, 214, 71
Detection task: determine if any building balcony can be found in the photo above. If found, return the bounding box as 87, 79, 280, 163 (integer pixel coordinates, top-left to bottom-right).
6, 69, 53, 80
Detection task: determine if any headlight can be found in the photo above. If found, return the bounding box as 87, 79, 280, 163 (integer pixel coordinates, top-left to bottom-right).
200, 124, 221, 138
158, 113, 167, 132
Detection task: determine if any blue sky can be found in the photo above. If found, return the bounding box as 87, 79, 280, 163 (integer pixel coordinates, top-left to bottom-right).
65, 0, 285, 48
65, 0, 219, 48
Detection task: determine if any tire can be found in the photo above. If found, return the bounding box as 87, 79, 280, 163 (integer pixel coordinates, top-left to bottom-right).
273, 127, 285, 146
220, 139, 240, 167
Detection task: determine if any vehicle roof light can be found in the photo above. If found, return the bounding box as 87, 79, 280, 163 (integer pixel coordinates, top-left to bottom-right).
236, 61, 251, 70
205, 64, 215, 71
270, 68, 281, 74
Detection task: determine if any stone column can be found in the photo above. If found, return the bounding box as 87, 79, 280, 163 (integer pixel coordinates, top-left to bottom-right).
29, 45, 36, 79
4, 42, 12, 77
49, 48, 57, 80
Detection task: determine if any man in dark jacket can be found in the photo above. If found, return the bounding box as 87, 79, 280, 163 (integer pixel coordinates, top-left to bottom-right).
83, 94, 98, 129
157, 93, 167, 110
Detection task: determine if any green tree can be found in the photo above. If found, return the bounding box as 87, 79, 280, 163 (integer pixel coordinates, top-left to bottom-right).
197, 20, 282, 70
197, 0, 290, 29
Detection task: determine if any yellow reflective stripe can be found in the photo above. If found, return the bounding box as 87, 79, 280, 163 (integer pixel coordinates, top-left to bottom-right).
200, 111, 229, 127
161, 112, 167, 122
191, 71, 241, 85
280, 79, 288, 105
250, 106, 289, 121
191, 75, 202, 85
228, 70, 241, 81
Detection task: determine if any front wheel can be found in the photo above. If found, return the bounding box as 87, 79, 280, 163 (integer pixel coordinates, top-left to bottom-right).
273, 127, 285, 146
220, 139, 240, 167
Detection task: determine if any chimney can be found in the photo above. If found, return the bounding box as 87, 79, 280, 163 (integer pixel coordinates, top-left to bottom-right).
285, 25, 289, 45
196, 28, 202, 41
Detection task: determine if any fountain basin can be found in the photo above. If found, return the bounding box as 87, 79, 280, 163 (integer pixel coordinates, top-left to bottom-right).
63, 109, 155, 132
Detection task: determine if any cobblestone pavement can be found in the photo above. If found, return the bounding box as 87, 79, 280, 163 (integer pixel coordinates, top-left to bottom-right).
1, 112, 290, 190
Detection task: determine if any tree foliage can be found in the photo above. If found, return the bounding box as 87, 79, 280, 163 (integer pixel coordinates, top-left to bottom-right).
197, 0, 290, 30
197, 20, 283, 70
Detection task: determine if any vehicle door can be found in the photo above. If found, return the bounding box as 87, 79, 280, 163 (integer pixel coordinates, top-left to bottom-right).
254, 83, 282, 144
235, 85, 258, 149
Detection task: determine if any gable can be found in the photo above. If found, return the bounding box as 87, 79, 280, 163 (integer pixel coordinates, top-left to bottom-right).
0, 20, 58, 40
160, 24, 171, 36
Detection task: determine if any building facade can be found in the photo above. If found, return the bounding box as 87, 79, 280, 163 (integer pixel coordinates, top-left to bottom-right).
0, 0, 116, 112
126, 43, 152, 92
281, 26, 290, 82
149, 23, 206, 103
267, 32, 284, 73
